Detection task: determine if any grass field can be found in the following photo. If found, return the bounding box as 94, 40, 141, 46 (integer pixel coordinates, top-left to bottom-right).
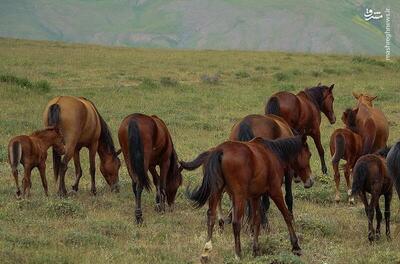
0, 38, 399, 264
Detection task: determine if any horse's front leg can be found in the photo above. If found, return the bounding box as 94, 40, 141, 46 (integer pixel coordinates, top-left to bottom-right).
311, 130, 327, 175
38, 163, 48, 196
88, 143, 98, 195
158, 158, 170, 213
71, 150, 83, 192
149, 166, 161, 212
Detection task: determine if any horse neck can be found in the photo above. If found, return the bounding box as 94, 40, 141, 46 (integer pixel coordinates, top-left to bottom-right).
97, 141, 114, 162
31, 132, 57, 150
298, 91, 321, 112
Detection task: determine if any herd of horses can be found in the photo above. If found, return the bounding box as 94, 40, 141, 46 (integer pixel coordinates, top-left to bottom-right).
6, 84, 400, 262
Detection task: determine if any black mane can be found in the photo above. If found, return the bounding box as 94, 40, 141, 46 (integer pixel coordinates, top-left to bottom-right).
168, 145, 182, 184
375, 146, 391, 158
343, 108, 358, 133
304, 85, 328, 109
261, 135, 304, 162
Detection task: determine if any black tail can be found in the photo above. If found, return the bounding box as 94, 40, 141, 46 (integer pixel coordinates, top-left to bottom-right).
128, 120, 151, 191
387, 142, 400, 200
265, 96, 280, 115
238, 121, 254, 142
332, 133, 345, 164
48, 104, 61, 182
351, 161, 369, 195
180, 150, 210, 171
186, 150, 224, 208
8, 141, 22, 170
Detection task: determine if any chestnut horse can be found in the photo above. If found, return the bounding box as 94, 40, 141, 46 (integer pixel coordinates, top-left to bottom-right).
8, 127, 65, 198
265, 84, 336, 174
43, 96, 121, 196
351, 146, 396, 242
118, 113, 183, 224
351, 92, 389, 154
187, 135, 314, 261
330, 108, 363, 203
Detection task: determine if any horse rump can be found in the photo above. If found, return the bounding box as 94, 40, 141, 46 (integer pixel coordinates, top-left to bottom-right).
265, 96, 280, 116
387, 142, 400, 200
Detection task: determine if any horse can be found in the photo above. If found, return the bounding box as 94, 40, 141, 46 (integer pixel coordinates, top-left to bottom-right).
43, 96, 121, 197
265, 83, 336, 174
118, 113, 183, 224
351, 92, 389, 154
8, 126, 65, 198
351, 147, 395, 242
330, 108, 363, 203
187, 135, 314, 262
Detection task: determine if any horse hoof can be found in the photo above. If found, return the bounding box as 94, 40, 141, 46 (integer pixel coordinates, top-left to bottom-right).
155, 204, 162, 213
292, 248, 302, 256
375, 232, 381, 240
200, 254, 210, 264
218, 219, 225, 231
71, 185, 78, 192
91, 189, 97, 196
136, 216, 143, 225
58, 191, 68, 198
253, 247, 261, 257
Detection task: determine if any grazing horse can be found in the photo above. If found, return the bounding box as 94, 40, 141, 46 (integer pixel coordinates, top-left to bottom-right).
265, 84, 336, 174
8, 127, 65, 198
351, 146, 396, 242
351, 92, 389, 154
43, 96, 121, 197
187, 135, 314, 261
330, 108, 362, 203
118, 113, 183, 224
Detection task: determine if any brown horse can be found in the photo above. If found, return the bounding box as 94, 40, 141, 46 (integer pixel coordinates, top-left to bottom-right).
351, 92, 389, 154
187, 135, 314, 261
8, 127, 65, 198
330, 108, 363, 203
43, 96, 121, 197
118, 113, 183, 224
266, 84, 336, 174
351, 146, 397, 242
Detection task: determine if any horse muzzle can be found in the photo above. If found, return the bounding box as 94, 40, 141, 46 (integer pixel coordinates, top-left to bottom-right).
329, 115, 336, 124
303, 177, 314, 188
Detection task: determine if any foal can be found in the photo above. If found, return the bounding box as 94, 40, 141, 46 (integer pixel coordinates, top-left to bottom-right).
351, 147, 394, 242
330, 108, 362, 203
8, 127, 65, 197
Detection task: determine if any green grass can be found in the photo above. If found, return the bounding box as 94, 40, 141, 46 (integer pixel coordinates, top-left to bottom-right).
0, 38, 399, 263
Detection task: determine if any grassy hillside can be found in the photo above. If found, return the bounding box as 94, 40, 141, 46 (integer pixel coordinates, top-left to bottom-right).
0, 38, 400, 263
0, 0, 399, 55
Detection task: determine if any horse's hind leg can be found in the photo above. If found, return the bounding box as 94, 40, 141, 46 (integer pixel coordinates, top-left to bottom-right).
284, 171, 293, 213
22, 166, 32, 198
260, 194, 270, 231
384, 192, 392, 240
71, 150, 83, 192
149, 166, 161, 212
217, 195, 224, 231
250, 197, 261, 256
200, 192, 221, 264
38, 163, 48, 196
333, 161, 341, 202
375, 202, 382, 240
270, 188, 301, 255
344, 164, 354, 204
133, 181, 144, 224
232, 195, 245, 260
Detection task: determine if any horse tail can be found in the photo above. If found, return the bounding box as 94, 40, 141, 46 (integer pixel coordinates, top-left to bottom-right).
351, 161, 369, 195
128, 120, 151, 191
332, 133, 345, 164
47, 103, 61, 182
362, 118, 376, 155
265, 96, 280, 116
387, 142, 400, 200
186, 150, 224, 208
180, 150, 210, 171
8, 141, 22, 172
238, 121, 254, 142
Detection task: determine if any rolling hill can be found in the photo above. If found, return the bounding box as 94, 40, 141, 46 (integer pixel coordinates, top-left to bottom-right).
0, 1, 399, 55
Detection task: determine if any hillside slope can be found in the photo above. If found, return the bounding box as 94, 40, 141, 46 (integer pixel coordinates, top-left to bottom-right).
0, 0, 399, 55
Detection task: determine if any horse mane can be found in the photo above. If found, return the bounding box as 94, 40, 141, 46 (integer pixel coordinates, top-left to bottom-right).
261, 135, 304, 162
81, 97, 116, 155
30, 127, 57, 137
167, 144, 182, 184
375, 146, 391, 158
343, 108, 358, 132
303, 85, 328, 110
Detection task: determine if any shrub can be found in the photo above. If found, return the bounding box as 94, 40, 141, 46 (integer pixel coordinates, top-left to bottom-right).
352, 56, 386, 67
44, 199, 85, 218
0, 74, 51, 93
200, 73, 220, 85
63, 231, 112, 248
235, 71, 250, 79
160, 77, 178, 87
137, 78, 159, 90
274, 72, 290, 81
255, 66, 267, 71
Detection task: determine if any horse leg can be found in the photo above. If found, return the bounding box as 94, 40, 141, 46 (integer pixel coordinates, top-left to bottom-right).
159, 158, 169, 213
200, 192, 220, 264
375, 202, 382, 240
311, 131, 327, 174
12, 166, 21, 198
88, 144, 98, 195
22, 166, 32, 198
134, 182, 144, 224
38, 163, 48, 196
344, 163, 354, 204
384, 192, 392, 240
250, 197, 261, 256
361, 191, 375, 243
71, 150, 83, 192
284, 171, 293, 214
270, 188, 301, 255
232, 196, 245, 260
217, 194, 225, 231
58, 145, 75, 197
260, 194, 270, 231
149, 166, 161, 212
333, 160, 341, 202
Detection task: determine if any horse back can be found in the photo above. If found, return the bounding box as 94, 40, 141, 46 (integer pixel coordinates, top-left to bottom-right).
270, 92, 301, 129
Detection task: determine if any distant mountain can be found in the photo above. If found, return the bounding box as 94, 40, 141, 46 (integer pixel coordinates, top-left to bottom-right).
1, 0, 399, 55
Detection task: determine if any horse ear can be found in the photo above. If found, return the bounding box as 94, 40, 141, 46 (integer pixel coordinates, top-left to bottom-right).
353, 108, 359, 115
329, 84, 334, 92
301, 134, 307, 144
115, 149, 122, 156
369, 95, 377, 101
352, 91, 360, 99
317, 82, 321, 86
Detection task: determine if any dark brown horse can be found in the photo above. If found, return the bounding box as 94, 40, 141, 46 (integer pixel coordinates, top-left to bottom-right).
330, 108, 363, 203
8, 127, 65, 198
351, 92, 389, 154
351, 145, 398, 242
43, 96, 121, 196
266, 84, 336, 174
187, 135, 314, 261
118, 113, 183, 224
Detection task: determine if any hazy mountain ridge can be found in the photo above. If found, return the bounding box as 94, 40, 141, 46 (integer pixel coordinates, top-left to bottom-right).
0, 0, 399, 55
